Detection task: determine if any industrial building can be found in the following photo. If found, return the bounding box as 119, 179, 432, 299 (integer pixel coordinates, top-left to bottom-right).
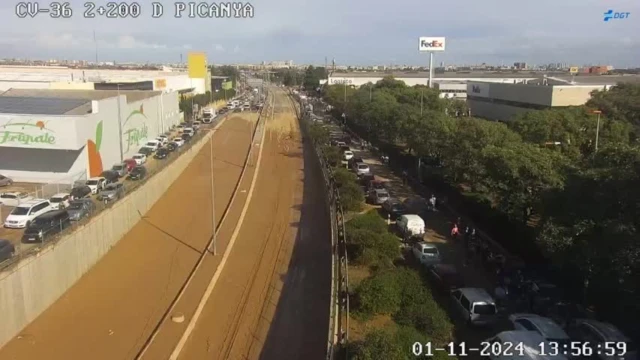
327, 72, 538, 99
0, 89, 181, 183
466, 81, 610, 121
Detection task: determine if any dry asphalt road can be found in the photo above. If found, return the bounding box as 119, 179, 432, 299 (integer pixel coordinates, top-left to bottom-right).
0, 89, 331, 360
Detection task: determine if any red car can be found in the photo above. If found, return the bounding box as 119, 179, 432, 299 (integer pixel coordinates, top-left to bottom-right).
123, 159, 137, 172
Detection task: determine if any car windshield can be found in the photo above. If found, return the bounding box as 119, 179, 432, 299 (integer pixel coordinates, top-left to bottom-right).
134, 155, 142, 159
67, 203, 83, 210
146, 142, 156, 147
32, 217, 51, 226
473, 304, 497, 315
358, 164, 368, 169
50, 197, 64, 203
86, 180, 99, 185
11, 207, 30, 216
423, 248, 438, 255
104, 185, 118, 191
113, 165, 124, 170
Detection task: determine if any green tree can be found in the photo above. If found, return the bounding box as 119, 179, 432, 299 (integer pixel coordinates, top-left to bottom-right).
587, 83, 640, 132
348, 329, 405, 360
355, 270, 402, 316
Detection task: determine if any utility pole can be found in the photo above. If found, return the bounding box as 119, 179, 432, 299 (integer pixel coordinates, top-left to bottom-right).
116, 84, 124, 162
420, 88, 424, 116
207, 137, 217, 255
592, 110, 602, 152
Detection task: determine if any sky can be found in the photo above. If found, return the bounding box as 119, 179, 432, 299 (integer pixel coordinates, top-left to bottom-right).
0, 0, 639, 67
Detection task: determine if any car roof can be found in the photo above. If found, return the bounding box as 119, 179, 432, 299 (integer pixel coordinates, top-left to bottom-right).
374, 189, 388, 194
491, 331, 565, 360
17, 199, 49, 207
510, 314, 568, 339
417, 242, 437, 249
458, 287, 494, 303
1, 191, 28, 196
51, 193, 70, 197
133, 153, 144, 156
401, 214, 423, 221
36, 209, 68, 218
575, 319, 630, 342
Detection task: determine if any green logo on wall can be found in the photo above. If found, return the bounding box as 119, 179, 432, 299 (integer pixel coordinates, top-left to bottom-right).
0, 120, 56, 146
122, 105, 149, 152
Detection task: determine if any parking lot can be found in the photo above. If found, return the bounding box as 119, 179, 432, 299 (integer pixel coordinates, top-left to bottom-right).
0, 120, 218, 264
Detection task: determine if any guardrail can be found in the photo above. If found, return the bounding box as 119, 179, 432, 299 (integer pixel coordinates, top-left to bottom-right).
287, 91, 349, 360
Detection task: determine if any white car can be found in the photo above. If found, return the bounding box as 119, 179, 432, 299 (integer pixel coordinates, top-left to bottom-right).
144, 140, 161, 152
172, 138, 185, 147
183, 127, 195, 136
508, 314, 570, 345
132, 153, 147, 165
86, 177, 107, 194
355, 163, 370, 176
156, 136, 168, 145
412, 242, 441, 266
0, 192, 33, 207
49, 193, 71, 209
343, 151, 354, 160
4, 199, 53, 229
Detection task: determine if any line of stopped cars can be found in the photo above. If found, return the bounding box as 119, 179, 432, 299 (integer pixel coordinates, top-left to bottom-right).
0, 122, 203, 257
327, 127, 636, 360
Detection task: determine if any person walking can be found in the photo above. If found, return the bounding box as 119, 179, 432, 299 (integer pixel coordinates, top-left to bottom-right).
451, 223, 459, 240
429, 194, 437, 211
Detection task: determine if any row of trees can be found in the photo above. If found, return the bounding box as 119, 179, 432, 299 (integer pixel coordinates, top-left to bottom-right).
322, 78, 640, 339
273, 66, 327, 91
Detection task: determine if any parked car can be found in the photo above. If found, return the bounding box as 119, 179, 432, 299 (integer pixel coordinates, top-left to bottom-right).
111, 163, 129, 177
100, 170, 120, 184
0, 174, 13, 187
154, 148, 169, 159
165, 142, 178, 152
0, 192, 33, 207
427, 264, 464, 292
342, 151, 354, 161
49, 193, 71, 210
4, 199, 53, 229
132, 153, 147, 165
412, 241, 441, 265
127, 166, 147, 181
138, 147, 154, 156
508, 314, 570, 347
355, 163, 370, 176
349, 157, 364, 167
181, 133, 192, 142
367, 188, 390, 205
565, 319, 637, 360
173, 138, 185, 147
22, 210, 71, 243
85, 177, 107, 194
156, 135, 169, 145
183, 127, 195, 136
98, 183, 125, 203
397, 214, 426, 239
66, 199, 95, 221
0, 239, 15, 263
451, 287, 499, 326
123, 159, 137, 172
144, 140, 161, 152
70, 185, 92, 200
360, 174, 376, 189
382, 199, 408, 220
368, 180, 387, 191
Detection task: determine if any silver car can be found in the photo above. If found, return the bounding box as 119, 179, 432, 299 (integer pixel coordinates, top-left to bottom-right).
98, 183, 125, 203
111, 163, 128, 177
66, 199, 96, 221
0, 174, 13, 187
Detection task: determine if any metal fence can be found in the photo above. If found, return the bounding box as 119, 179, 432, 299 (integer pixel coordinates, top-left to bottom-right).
290, 91, 349, 360
0, 122, 220, 272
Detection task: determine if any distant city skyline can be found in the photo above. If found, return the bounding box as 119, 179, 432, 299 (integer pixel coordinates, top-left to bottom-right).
0, 0, 638, 67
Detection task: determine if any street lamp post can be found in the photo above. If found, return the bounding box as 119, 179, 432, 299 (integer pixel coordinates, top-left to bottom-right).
207, 135, 217, 255
420, 88, 424, 116
591, 110, 602, 152
116, 84, 124, 162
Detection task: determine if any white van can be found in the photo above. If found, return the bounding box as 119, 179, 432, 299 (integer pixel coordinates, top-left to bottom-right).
451, 287, 498, 326
4, 199, 53, 228
396, 214, 425, 238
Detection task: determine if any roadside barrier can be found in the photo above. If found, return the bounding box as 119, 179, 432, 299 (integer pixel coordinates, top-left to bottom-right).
287, 91, 349, 360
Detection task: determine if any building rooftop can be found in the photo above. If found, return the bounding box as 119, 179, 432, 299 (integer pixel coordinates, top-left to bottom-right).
0, 89, 161, 115
331, 71, 551, 79
0, 65, 189, 82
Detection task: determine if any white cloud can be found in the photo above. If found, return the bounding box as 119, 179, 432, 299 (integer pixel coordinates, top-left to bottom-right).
214, 44, 225, 52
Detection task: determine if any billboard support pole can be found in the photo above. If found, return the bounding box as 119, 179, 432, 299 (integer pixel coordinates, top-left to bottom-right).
428, 52, 434, 88
116, 84, 124, 162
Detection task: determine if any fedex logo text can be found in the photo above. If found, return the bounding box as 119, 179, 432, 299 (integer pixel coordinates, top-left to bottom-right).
420, 40, 443, 49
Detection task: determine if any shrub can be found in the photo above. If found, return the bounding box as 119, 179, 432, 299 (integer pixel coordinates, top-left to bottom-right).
348, 329, 405, 360
322, 145, 341, 166
333, 167, 358, 188
355, 270, 402, 316
340, 180, 364, 212
347, 210, 389, 234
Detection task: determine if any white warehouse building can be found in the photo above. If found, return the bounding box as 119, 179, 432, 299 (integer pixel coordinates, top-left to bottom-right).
0, 66, 210, 95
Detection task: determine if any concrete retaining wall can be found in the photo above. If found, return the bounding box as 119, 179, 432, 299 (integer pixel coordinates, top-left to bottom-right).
0, 130, 215, 349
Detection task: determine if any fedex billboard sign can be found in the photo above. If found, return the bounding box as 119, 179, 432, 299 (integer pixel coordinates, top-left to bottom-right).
419, 37, 446, 52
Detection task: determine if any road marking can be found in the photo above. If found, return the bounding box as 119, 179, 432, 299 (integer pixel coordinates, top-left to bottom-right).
168, 93, 273, 360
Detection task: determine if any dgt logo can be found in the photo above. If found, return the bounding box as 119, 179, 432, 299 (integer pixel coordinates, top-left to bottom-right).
604, 10, 630, 22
